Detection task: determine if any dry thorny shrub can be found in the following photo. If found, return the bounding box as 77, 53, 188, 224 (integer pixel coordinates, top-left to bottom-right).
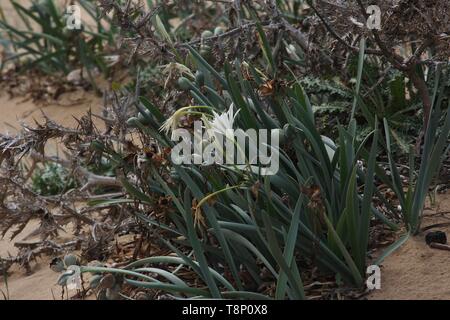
101, 0, 448, 131
0, 93, 151, 275
0, 66, 199, 283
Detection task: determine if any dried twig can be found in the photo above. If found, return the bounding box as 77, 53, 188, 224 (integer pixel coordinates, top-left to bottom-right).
429, 243, 450, 251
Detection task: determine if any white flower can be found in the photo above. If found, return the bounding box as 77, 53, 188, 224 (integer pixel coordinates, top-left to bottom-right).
159, 107, 186, 134
321, 135, 336, 161
204, 104, 240, 141
161, 62, 194, 89
357, 160, 365, 170
161, 62, 194, 78
160, 106, 211, 135
286, 43, 300, 61
199, 105, 240, 165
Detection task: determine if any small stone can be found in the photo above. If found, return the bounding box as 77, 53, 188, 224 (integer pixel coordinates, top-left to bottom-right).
425, 231, 447, 245
66, 69, 82, 84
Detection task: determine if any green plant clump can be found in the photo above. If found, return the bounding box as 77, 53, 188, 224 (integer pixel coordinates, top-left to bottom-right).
31, 162, 76, 196
0, 0, 116, 80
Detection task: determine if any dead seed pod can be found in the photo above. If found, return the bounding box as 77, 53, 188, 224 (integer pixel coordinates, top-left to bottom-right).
50, 257, 65, 273
56, 266, 80, 287
89, 274, 103, 290
177, 76, 192, 90
195, 70, 204, 87
201, 30, 213, 39
214, 26, 225, 36
106, 287, 121, 300
134, 292, 151, 300
97, 289, 108, 300
200, 46, 212, 58
99, 273, 116, 289
200, 30, 213, 59
63, 254, 79, 267
57, 271, 73, 287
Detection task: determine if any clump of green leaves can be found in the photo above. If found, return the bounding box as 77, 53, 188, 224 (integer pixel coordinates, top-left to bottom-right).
0, 0, 116, 81
31, 162, 76, 196
82, 43, 398, 299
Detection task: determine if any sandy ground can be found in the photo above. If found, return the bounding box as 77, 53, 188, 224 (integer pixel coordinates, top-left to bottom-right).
0, 0, 99, 300
0, 92, 103, 300
369, 192, 450, 300
0, 92, 103, 134
0, 223, 61, 300
0, 0, 109, 300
